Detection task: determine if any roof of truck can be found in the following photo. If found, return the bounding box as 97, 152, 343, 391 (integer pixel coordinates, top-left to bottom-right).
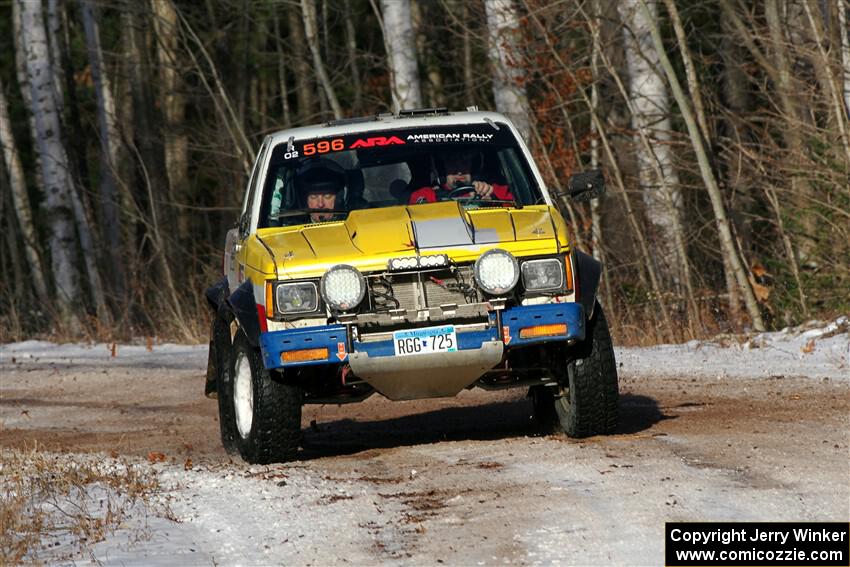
265, 109, 519, 145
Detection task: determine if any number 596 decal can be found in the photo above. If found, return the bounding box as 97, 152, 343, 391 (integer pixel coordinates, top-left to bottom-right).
303, 138, 344, 156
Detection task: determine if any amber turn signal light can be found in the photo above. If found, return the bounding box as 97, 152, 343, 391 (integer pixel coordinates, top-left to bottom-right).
281, 348, 328, 363
519, 324, 568, 339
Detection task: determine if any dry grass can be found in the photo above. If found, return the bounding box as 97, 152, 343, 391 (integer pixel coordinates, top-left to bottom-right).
0, 446, 169, 565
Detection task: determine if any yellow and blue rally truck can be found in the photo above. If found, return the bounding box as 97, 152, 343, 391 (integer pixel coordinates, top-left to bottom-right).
205, 108, 617, 463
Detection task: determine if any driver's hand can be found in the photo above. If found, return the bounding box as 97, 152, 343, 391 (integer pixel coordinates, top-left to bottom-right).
472, 181, 494, 198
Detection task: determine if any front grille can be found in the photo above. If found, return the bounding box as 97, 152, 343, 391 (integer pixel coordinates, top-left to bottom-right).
366, 266, 477, 312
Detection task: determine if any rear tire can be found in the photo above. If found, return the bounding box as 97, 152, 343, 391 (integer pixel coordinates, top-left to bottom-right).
223, 329, 302, 463
554, 303, 619, 437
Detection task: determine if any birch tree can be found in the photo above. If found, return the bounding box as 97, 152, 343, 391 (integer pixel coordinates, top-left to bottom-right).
618, 0, 689, 293
379, 0, 423, 112
17, 0, 81, 329
0, 79, 51, 305
484, 0, 532, 142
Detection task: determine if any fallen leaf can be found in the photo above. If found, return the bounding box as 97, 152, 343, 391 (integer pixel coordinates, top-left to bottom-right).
801, 339, 815, 354
184, 458, 193, 471
147, 451, 167, 463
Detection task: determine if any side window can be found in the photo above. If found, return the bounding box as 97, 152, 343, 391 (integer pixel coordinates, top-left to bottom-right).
243, 139, 270, 220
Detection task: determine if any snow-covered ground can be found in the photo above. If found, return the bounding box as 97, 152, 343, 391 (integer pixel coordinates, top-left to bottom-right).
2, 318, 848, 565
3, 317, 847, 379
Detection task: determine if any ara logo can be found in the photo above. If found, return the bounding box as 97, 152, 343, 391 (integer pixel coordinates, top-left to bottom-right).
349, 136, 405, 149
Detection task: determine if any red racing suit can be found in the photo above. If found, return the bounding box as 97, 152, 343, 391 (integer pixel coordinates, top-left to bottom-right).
408, 183, 514, 204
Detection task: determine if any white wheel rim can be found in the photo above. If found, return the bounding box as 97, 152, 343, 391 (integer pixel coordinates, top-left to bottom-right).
233, 351, 254, 439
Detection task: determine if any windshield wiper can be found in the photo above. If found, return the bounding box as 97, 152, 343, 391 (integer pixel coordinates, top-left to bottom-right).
270, 208, 349, 219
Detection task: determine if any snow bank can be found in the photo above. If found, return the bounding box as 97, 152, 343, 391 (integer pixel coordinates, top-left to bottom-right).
616, 317, 849, 380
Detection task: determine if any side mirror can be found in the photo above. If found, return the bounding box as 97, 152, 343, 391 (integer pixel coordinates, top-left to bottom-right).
565, 169, 605, 202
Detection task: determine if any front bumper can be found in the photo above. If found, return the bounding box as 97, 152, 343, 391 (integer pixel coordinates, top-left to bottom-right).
259, 301, 586, 372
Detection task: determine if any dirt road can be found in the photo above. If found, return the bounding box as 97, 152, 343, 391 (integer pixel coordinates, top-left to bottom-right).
1, 343, 848, 565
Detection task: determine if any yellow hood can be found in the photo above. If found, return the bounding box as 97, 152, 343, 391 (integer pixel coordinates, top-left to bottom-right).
251, 202, 567, 278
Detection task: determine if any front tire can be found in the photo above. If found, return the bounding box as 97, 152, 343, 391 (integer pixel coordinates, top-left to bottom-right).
223, 329, 302, 464
552, 303, 619, 437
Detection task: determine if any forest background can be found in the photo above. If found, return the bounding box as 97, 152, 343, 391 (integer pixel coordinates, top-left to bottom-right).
1, 0, 848, 344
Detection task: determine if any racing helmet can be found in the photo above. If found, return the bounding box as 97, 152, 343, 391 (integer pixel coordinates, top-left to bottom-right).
296, 158, 346, 206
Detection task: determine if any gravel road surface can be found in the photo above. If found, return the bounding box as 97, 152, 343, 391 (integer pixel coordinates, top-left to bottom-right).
1, 335, 847, 565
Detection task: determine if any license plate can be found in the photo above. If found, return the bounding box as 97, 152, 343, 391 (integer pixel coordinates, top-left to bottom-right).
393, 325, 458, 356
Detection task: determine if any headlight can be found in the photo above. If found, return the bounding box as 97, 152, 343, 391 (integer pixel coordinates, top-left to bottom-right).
320, 264, 366, 311
474, 249, 519, 295
273, 282, 319, 315
521, 258, 564, 292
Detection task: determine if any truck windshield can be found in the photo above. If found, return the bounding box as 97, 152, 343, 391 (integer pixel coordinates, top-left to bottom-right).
258, 123, 544, 228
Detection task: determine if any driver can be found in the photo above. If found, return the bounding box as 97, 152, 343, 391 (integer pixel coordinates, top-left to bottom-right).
297, 159, 346, 222
408, 150, 514, 204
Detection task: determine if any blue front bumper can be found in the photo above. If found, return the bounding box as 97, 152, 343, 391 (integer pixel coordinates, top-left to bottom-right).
259, 302, 586, 370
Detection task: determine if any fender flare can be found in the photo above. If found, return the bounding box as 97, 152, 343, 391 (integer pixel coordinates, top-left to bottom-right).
205, 277, 262, 346
227, 280, 263, 347
573, 250, 602, 320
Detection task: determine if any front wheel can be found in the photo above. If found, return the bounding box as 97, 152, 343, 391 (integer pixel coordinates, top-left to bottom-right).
222, 329, 302, 464
545, 303, 619, 437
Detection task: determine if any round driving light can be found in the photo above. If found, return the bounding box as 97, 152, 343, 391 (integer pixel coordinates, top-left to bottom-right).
474, 249, 519, 295
320, 264, 366, 311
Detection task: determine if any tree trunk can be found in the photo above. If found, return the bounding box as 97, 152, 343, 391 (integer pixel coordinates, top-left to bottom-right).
288, 4, 315, 122
81, 0, 125, 300
618, 0, 691, 304
343, 0, 363, 113
484, 0, 532, 142
151, 0, 190, 243
301, 0, 343, 119
462, 1, 476, 106
272, 9, 292, 127
0, 78, 51, 305
411, 0, 445, 108
639, 0, 766, 331
45, 0, 65, 116
588, 0, 615, 313
380, 0, 423, 112
17, 0, 82, 331
839, 0, 850, 119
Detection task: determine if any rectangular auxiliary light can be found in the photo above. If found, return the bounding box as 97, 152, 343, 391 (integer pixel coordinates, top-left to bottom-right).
388, 254, 448, 271
518, 324, 568, 339
281, 348, 328, 363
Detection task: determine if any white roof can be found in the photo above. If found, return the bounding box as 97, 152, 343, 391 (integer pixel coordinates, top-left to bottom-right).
265, 110, 517, 145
